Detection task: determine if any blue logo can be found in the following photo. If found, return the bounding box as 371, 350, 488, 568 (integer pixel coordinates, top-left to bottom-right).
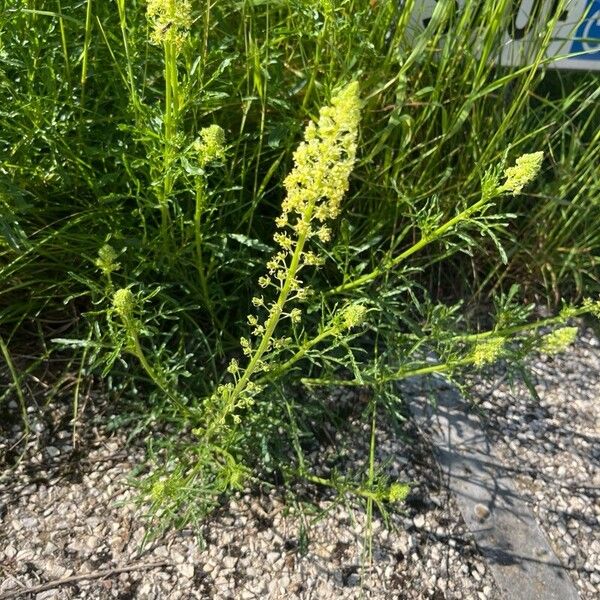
570, 1, 600, 60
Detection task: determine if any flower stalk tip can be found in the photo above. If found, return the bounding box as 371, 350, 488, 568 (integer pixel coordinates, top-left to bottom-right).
472, 337, 504, 367
195, 125, 226, 168
113, 288, 135, 320
147, 0, 192, 49
95, 244, 121, 277
501, 151, 544, 195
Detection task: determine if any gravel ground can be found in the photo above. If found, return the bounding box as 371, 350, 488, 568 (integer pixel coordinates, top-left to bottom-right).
468, 328, 600, 599
0, 328, 598, 599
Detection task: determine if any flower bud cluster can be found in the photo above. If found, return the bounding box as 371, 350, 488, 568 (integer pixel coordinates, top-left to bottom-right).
206, 378, 264, 427
540, 326, 578, 355
95, 244, 121, 277
387, 482, 410, 503
559, 303, 579, 320
500, 151, 543, 195
583, 297, 600, 318
150, 474, 182, 502
147, 0, 192, 49
113, 288, 135, 320
194, 125, 226, 168
472, 337, 504, 367
332, 303, 367, 333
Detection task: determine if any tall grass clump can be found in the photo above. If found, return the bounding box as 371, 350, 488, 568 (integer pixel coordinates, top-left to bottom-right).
0, 0, 599, 532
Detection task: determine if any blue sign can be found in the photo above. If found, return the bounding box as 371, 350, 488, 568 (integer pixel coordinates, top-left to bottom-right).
570, 1, 600, 60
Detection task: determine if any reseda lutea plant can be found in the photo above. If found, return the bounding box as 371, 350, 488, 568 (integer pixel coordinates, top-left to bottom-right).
95, 0, 600, 536
106, 74, 600, 532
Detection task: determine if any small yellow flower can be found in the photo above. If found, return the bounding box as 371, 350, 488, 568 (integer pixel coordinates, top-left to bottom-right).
240, 337, 252, 356
227, 359, 239, 375
316, 226, 331, 243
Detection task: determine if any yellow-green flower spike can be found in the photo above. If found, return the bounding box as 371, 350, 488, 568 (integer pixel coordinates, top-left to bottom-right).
500, 151, 544, 195
113, 288, 135, 320
583, 297, 600, 318
540, 327, 578, 354
472, 337, 504, 367
195, 125, 226, 168
199, 84, 361, 444
95, 244, 121, 276
280, 81, 360, 236
146, 0, 192, 49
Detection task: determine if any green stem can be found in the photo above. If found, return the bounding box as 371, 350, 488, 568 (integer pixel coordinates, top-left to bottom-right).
301, 358, 470, 388
258, 325, 337, 384
302, 472, 381, 502
202, 0, 210, 67
365, 396, 377, 563
194, 180, 210, 303
116, 0, 139, 113
125, 323, 190, 417
302, 12, 328, 112
193, 179, 225, 339
458, 310, 586, 343
57, 0, 71, 83
80, 0, 93, 107
301, 305, 591, 388
160, 41, 179, 250
0, 335, 30, 433
328, 194, 492, 296
72, 332, 91, 447
205, 200, 319, 437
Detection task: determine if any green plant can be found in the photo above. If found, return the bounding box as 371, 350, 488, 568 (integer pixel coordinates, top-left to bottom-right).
0, 0, 599, 541
105, 81, 597, 532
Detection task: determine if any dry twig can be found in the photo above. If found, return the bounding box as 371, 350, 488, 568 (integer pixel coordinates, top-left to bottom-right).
0, 561, 171, 599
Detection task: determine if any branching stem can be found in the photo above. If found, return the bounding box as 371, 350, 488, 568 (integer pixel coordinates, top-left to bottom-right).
328, 195, 491, 296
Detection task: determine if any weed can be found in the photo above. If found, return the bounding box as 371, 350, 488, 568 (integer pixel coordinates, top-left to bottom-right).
0, 0, 598, 541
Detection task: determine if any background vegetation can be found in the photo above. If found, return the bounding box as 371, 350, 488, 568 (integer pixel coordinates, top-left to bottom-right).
1, 0, 598, 532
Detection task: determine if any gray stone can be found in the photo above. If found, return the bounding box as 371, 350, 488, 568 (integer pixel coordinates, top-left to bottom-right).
45, 446, 60, 458
413, 514, 425, 528
408, 378, 580, 600
177, 563, 195, 579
